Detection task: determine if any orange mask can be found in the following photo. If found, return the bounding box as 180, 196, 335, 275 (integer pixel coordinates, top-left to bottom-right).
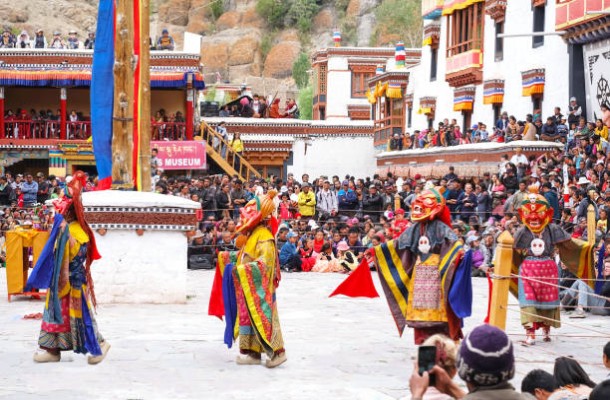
411, 188, 446, 222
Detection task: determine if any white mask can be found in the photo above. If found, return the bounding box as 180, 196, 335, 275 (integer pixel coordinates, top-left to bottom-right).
531, 238, 545, 257
418, 235, 431, 254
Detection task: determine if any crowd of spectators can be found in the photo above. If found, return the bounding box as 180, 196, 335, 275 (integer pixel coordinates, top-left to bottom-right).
218, 95, 300, 119
152, 108, 187, 140
408, 324, 610, 399
387, 98, 610, 151
3, 108, 90, 139
0, 28, 95, 50
0, 26, 177, 51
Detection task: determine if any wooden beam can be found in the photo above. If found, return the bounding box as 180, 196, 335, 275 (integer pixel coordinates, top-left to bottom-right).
489, 230, 514, 330
112, 0, 135, 189
138, 0, 151, 192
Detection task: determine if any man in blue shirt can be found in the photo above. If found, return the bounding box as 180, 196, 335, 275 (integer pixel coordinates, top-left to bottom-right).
21, 174, 38, 207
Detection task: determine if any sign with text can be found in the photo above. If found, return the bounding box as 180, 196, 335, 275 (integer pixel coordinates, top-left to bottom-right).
151, 141, 206, 170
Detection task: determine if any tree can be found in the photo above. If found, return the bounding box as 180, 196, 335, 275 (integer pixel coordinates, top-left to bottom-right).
256, 0, 289, 30
373, 0, 422, 48
297, 85, 313, 120
292, 52, 311, 89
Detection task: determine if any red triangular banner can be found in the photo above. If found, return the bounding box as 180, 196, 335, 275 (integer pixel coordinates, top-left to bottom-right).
208, 263, 225, 320
329, 258, 380, 298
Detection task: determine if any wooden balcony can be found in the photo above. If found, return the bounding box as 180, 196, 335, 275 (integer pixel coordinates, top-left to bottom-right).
445, 49, 483, 88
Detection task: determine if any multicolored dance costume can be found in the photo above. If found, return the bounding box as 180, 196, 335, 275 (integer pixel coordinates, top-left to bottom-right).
26, 171, 110, 364
332, 188, 473, 344
512, 189, 594, 345
209, 190, 286, 368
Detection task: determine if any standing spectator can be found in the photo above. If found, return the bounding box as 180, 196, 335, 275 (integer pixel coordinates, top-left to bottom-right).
49, 31, 66, 49
443, 166, 458, 182
457, 183, 477, 223
230, 180, 247, 219
156, 29, 175, 50
84, 32, 95, 49
33, 29, 47, 48
230, 132, 244, 172
215, 183, 231, 220
541, 182, 560, 222
67, 30, 79, 49
475, 183, 492, 223
297, 182, 316, 219
36, 173, 49, 204
0, 176, 13, 206
338, 180, 358, 213
21, 174, 38, 207
510, 148, 529, 181
0, 29, 15, 48
362, 184, 384, 222
201, 177, 216, 219
445, 180, 463, 218
568, 96, 582, 128
316, 180, 338, 220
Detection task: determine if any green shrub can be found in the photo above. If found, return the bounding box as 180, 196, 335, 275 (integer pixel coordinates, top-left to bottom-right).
292, 52, 311, 89
297, 85, 313, 120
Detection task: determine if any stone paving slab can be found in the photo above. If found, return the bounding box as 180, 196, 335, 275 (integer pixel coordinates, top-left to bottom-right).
0, 270, 607, 399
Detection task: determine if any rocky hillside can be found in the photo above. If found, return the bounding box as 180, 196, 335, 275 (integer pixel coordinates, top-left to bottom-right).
1, 0, 421, 98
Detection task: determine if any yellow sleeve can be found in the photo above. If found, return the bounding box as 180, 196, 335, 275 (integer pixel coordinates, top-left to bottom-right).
68, 222, 89, 260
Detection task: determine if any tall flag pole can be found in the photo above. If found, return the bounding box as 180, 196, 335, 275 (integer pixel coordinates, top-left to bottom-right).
91, 0, 115, 190
111, 0, 135, 189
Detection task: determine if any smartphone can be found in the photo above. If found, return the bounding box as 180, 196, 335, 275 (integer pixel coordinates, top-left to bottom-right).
418, 345, 437, 387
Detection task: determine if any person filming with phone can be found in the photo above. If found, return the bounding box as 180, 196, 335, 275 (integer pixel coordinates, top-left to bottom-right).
410, 334, 458, 399
409, 325, 527, 400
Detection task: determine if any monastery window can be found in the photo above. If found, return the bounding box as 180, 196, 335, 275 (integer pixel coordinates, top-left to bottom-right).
318, 63, 327, 95
495, 22, 504, 61
532, 3, 545, 48
407, 105, 413, 128
446, 2, 484, 58
350, 66, 375, 98
430, 48, 438, 81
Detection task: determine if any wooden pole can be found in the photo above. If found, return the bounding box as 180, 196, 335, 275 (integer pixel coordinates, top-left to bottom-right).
489, 230, 514, 331
587, 204, 596, 245
112, 0, 135, 189
138, 0, 152, 192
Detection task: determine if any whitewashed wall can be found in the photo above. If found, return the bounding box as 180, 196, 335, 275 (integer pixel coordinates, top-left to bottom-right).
325, 56, 371, 121
409, 2, 569, 131
92, 230, 187, 304
289, 136, 376, 179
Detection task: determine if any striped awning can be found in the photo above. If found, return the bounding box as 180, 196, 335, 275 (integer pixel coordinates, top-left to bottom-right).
453, 85, 476, 112
483, 79, 505, 105
521, 68, 545, 97
0, 67, 205, 89
442, 0, 484, 16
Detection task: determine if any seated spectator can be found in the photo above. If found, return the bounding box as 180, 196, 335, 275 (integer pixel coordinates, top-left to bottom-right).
279, 231, 301, 272
540, 117, 559, 142
409, 324, 526, 399
156, 29, 175, 50
336, 241, 358, 272
560, 257, 610, 317
216, 230, 236, 252
311, 243, 342, 273
553, 357, 596, 399
284, 98, 299, 118
521, 369, 559, 399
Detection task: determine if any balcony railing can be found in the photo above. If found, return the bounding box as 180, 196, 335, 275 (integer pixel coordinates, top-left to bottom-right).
151, 121, 186, 141
2, 120, 91, 140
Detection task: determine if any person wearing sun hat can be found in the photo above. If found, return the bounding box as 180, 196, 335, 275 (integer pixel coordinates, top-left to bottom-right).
26, 171, 109, 364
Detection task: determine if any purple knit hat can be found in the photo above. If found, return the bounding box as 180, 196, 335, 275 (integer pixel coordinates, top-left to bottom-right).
457, 324, 515, 386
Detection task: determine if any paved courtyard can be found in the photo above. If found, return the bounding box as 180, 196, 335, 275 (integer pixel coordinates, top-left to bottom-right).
1, 269, 608, 399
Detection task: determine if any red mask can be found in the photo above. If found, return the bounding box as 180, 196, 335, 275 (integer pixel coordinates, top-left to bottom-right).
518, 193, 553, 234
235, 200, 262, 235
411, 189, 445, 222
